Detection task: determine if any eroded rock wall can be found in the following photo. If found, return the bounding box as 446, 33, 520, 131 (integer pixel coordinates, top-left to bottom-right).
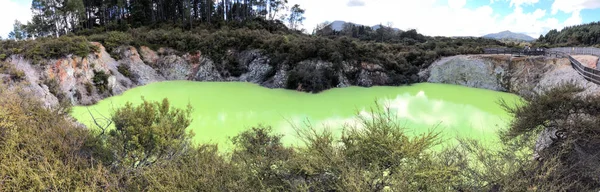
422, 54, 600, 97
3, 42, 405, 106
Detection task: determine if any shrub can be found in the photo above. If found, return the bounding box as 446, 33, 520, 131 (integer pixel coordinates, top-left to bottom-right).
0, 36, 97, 64
90, 31, 132, 53
0, 84, 116, 191
92, 70, 109, 94
117, 64, 133, 79
108, 98, 194, 170
44, 78, 68, 103
84, 82, 93, 95
286, 62, 339, 92
497, 84, 600, 191
0, 62, 25, 81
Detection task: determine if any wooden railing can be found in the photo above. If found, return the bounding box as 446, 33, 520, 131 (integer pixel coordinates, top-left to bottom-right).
483, 47, 600, 85
483, 48, 545, 56
565, 53, 600, 85
550, 47, 600, 85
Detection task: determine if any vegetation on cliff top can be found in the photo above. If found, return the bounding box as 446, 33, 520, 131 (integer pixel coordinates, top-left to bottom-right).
536, 22, 600, 47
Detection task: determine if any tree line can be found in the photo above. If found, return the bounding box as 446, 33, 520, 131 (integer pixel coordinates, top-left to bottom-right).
536, 22, 600, 47
8, 0, 305, 39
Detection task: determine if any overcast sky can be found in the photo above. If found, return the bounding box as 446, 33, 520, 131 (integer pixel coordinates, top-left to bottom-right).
1, 0, 600, 38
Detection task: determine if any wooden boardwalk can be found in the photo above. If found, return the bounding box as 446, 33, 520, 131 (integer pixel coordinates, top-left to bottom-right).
483, 47, 600, 85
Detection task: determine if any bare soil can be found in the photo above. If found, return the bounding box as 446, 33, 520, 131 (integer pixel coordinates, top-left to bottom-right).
572, 55, 599, 69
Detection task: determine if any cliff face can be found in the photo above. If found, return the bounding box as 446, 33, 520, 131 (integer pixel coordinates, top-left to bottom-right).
3, 42, 399, 106
422, 54, 600, 97
5, 40, 599, 108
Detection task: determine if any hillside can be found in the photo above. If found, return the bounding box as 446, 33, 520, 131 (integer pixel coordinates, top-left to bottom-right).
483, 30, 536, 41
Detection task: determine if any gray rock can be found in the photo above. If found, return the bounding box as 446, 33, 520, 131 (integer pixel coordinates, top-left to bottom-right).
8, 56, 59, 107
235, 50, 273, 83
156, 55, 190, 80
262, 65, 288, 88
194, 58, 223, 81
117, 46, 165, 85
427, 55, 507, 91
357, 70, 389, 87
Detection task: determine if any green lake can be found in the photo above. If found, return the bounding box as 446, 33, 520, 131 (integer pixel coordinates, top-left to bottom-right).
71, 81, 521, 149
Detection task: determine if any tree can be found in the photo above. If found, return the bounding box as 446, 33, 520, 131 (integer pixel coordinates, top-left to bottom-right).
341, 22, 355, 37
287, 4, 304, 30
8, 20, 26, 40
267, 0, 287, 20
108, 98, 194, 169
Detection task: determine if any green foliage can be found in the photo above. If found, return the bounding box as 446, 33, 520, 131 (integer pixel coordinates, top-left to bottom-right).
288, 108, 460, 191
286, 62, 339, 92
537, 22, 600, 46
117, 64, 133, 79
8, 20, 26, 40
0, 36, 97, 64
0, 62, 25, 81
92, 70, 109, 94
230, 126, 296, 190
84, 82, 93, 95
496, 84, 600, 191
109, 98, 194, 170
44, 78, 67, 103
0, 84, 116, 191
88, 31, 133, 53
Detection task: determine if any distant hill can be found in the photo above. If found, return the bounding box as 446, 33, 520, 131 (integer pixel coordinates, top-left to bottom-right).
328, 20, 401, 32
329, 20, 357, 31
482, 30, 536, 42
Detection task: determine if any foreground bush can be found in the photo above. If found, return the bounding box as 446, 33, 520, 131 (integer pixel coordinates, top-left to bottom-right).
1, 83, 599, 191
0, 84, 115, 191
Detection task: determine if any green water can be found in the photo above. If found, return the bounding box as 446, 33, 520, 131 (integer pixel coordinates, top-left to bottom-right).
71, 81, 521, 149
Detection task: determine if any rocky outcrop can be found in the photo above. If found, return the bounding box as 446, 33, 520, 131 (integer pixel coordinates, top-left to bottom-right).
8, 40, 599, 108
8, 56, 59, 107
237, 50, 272, 83
6, 43, 133, 106
426, 55, 509, 91
422, 54, 600, 97
3, 42, 405, 106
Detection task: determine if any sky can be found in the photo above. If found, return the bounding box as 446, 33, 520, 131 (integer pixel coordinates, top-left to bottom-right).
1, 0, 599, 38
286, 0, 600, 37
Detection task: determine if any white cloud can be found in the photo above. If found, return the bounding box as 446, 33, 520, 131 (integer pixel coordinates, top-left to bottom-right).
551, 0, 600, 14
0, 0, 32, 38
288, 0, 585, 37
448, 0, 466, 9
0, 0, 589, 39
509, 0, 539, 8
